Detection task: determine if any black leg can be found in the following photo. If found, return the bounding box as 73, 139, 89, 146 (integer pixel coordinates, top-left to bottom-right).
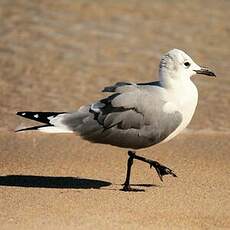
121, 151, 135, 191
121, 150, 177, 191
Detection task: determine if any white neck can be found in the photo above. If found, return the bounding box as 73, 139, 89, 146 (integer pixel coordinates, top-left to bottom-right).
159, 69, 191, 89
160, 74, 199, 143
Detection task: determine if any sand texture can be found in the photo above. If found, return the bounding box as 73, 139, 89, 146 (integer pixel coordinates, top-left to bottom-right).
0, 0, 229, 229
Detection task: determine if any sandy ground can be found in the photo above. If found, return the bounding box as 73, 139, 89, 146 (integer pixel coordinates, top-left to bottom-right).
0, 0, 229, 229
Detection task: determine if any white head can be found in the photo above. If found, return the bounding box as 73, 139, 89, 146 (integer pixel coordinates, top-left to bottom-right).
159, 49, 215, 87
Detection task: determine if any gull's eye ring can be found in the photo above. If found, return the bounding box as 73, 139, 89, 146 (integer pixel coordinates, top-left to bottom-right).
184, 62, 191, 68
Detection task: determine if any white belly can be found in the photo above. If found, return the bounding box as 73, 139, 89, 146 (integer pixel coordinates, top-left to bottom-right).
162, 81, 198, 143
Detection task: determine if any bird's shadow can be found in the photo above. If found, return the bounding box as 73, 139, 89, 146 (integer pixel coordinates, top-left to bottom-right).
0, 175, 112, 189
0, 175, 158, 192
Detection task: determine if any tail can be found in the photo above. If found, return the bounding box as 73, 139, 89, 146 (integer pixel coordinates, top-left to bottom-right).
16, 111, 74, 133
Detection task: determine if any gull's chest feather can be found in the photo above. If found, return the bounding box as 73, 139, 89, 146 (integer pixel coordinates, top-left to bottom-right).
162, 81, 198, 143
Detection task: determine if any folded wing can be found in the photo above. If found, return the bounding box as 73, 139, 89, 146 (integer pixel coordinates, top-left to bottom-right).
60, 82, 182, 149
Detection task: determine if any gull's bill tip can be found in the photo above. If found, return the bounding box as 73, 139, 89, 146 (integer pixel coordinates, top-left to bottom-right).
194, 68, 216, 77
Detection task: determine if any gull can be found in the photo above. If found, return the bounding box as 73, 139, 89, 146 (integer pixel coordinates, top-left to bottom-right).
16, 49, 216, 191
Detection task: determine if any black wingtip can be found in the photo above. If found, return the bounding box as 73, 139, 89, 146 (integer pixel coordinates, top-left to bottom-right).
15, 124, 50, 132
16, 111, 28, 117
16, 111, 66, 124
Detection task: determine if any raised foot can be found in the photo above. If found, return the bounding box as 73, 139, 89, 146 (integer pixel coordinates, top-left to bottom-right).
149, 160, 177, 181
121, 150, 177, 192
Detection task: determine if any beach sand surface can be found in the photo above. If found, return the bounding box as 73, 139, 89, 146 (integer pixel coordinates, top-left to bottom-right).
0, 0, 229, 229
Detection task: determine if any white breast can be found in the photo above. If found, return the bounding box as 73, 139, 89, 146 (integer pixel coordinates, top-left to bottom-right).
162, 80, 198, 143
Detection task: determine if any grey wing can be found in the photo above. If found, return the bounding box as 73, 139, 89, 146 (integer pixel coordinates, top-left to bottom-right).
102, 82, 132, 92
62, 85, 182, 149
102, 80, 161, 93
102, 82, 136, 93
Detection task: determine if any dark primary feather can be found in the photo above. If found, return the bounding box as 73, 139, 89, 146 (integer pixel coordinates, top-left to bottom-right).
137, 81, 161, 86
16, 111, 65, 124
15, 125, 50, 132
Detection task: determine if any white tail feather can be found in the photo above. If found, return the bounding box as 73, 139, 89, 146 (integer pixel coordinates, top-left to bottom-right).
38, 126, 74, 133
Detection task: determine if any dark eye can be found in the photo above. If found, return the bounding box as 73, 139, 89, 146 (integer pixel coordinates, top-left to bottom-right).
184, 62, 191, 68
